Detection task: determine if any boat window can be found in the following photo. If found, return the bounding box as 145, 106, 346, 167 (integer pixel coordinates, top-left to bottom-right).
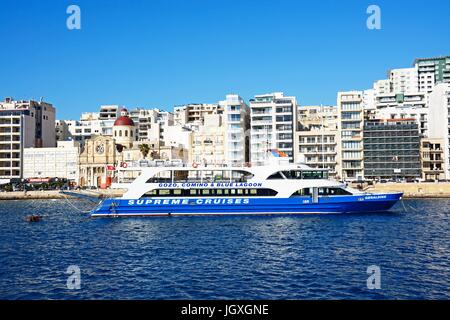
146, 170, 172, 183
158, 190, 171, 196
141, 188, 278, 197
318, 188, 351, 196
291, 188, 312, 196
231, 170, 254, 182
301, 171, 326, 179
290, 187, 351, 197
267, 172, 285, 180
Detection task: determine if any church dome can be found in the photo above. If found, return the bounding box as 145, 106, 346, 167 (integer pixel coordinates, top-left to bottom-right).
113, 108, 135, 126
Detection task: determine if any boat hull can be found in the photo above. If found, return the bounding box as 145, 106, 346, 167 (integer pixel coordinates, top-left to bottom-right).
90, 192, 403, 217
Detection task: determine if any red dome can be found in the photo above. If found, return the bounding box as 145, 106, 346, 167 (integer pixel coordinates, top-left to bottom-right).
114, 116, 135, 126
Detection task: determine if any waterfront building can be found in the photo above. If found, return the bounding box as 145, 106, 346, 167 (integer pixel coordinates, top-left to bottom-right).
373, 92, 428, 136
415, 56, 450, 93
295, 105, 338, 176
250, 92, 297, 164
0, 97, 56, 180
336, 91, 365, 181
23, 141, 80, 182
420, 138, 445, 181
189, 114, 226, 165
219, 94, 250, 165
428, 83, 450, 179
363, 118, 421, 180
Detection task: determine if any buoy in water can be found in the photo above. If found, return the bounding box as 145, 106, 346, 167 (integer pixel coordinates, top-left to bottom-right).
26, 215, 42, 222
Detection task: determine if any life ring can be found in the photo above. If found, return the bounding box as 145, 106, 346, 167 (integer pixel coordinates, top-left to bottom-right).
192, 162, 198, 168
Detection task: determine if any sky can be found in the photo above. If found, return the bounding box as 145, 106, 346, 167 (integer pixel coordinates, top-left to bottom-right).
0, 0, 449, 119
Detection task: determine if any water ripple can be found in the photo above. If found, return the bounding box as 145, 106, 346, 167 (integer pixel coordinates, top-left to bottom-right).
0, 199, 449, 299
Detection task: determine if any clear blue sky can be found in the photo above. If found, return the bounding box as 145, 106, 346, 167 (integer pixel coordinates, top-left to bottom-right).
0, 0, 449, 119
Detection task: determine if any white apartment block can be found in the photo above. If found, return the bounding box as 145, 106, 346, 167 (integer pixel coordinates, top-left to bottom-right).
23, 141, 80, 181
374, 91, 428, 136
336, 91, 365, 181
295, 105, 338, 176
428, 83, 450, 179
250, 92, 297, 164
190, 114, 226, 165
99, 105, 121, 120
174, 103, 222, 126
389, 66, 419, 93
0, 97, 56, 180
129, 108, 174, 143
219, 94, 250, 165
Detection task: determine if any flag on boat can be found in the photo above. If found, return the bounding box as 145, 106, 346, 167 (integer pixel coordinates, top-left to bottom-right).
269, 149, 288, 158
107, 165, 116, 171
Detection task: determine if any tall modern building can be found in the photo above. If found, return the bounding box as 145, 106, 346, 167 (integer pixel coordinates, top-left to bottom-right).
0, 97, 56, 180
415, 56, 450, 93
363, 119, 421, 180
249, 92, 297, 164
336, 91, 365, 181
219, 94, 250, 165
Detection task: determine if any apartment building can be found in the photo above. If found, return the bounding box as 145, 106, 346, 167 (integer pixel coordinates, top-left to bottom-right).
250, 92, 297, 164
363, 119, 421, 180
389, 67, 419, 93
428, 83, 450, 179
420, 138, 445, 181
295, 105, 338, 176
0, 98, 55, 180
336, 91, 365, 181
174, 103, 223, 126
219, 94, 250, 165
415, 56, 450, 93
373, 92, 428, 136
189, 114, 226, 165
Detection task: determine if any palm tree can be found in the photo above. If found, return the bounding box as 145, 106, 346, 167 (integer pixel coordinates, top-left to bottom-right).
139, 144, 150, 159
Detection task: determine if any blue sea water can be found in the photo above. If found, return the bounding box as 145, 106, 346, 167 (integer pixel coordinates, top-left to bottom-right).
0, 198, 449, 300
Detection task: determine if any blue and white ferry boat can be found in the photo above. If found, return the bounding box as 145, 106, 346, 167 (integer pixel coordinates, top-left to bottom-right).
91, 152, 402, 217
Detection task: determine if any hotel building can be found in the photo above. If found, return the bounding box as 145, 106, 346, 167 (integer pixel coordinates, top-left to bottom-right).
250, 92, 297, 165
0, 97, 55, 180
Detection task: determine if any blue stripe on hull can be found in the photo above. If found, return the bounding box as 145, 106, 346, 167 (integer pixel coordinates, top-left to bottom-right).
91, 193, 403, 217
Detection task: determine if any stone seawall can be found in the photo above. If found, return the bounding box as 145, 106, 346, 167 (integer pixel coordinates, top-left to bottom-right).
0, 190, 68, 200
363, 182, 450, 198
